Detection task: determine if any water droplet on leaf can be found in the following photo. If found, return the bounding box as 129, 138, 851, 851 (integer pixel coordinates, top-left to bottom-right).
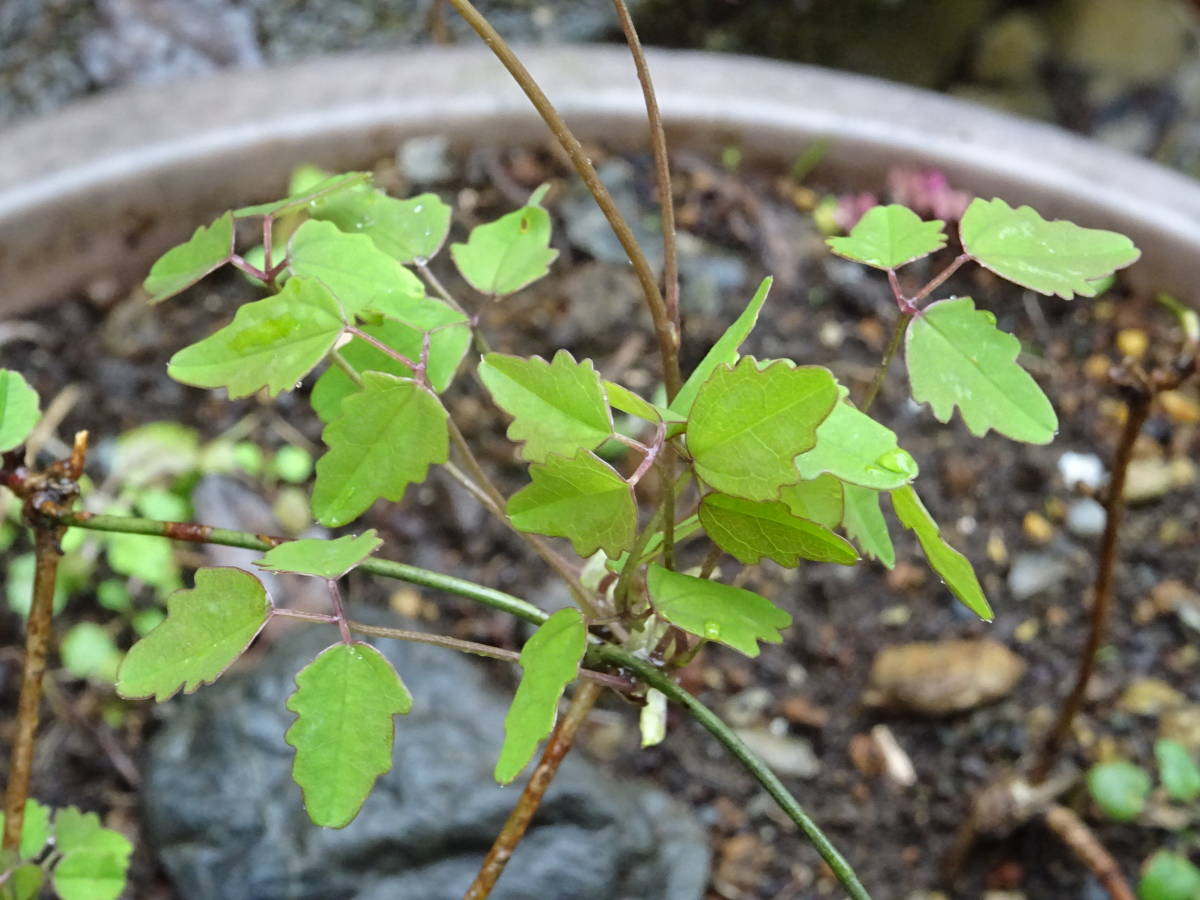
875, 448, 917, 477
703, 621, 721, 640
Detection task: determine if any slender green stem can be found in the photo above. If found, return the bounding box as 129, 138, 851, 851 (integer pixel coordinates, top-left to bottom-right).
445, 0, 683, 400
659, 446, 677, 571
859, 312, 912, 415
614, 501, 666, 610
329, 349, 364, 387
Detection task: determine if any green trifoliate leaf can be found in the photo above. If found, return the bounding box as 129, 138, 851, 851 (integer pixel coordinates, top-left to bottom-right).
826, 204, 947, 270
778, 474, 843, 530
0, 369, 40, 452
890, 485, 992, 621
671, 276, 772, 417
479, 350, 613, 462
906, 296, 1057, 444
0, 799, 51, 860
647, 564, 791, 657
116, 568, 270, 701
167, 277, 346, 399
1155, 739, 1200, 803
451, 203, 558, 296
311, 374, 448, 527
233, 171, 371, 219
144, 211, 235, 303
1138, 851, 1200, 900
687, 357, 838, 501
53, 807, 134, 895
256, 530, 382, 579
959, 197, 1140, 299
1087, 760, 1151, 822
310, 300, 471, 423
311, 189, 453, 264
285, 641, 412, 828
494, 608, 587, 784
796, 394, 918, 490
507, 451, 636, 557
288, 219, 427, 318
699, 493, 858, 567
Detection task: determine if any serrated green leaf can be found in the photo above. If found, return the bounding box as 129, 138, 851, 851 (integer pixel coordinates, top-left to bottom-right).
507, 451, 636, 557
796, 394, 918, 489
1138, 851, 1200, 900
0, 799, 51, 861
53, 808, 132, 861
1155, 739, 1200, 803
699, 493, 858, 567
233, 172, 371, 219
288, 219, 427, 318
0, 370, 40, 452
907, 297, 1057, 444
53, 850, 130, 900
167, 277, 346, 399
687, 357, 838, 501
115, 568, 270, 701
494, 608, 587, 784
1087, 760, 1151, 822
144, 211, 235, 303
312, 374, 448, 527
285, 641, 412, 828
646, 564, 792, 657
778, 474, 843, 530
826, 204, 947, 270
479, 351, 612, 462
451, 204, 558, 296
604, 380, 664, 424
671, 277, 771, 418
311, 189, 453, 264
960, 197, 1140, 299
256, 530, 382, 579
890, 485, 991, 620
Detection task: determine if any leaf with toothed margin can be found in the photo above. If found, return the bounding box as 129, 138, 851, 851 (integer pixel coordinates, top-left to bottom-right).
906, 296, 1057, 444
841, 484, 895, 569
255, 531, 382, 579
115, 568, 270, 701
312, 373, 449, 527
0, 369, 40, 452
311, 189, 453, 265
494, 608, 587, 784
451, 198, 558, 297
286, 641, 412, 828
826, 204, 947, 270
699, 493, 858, 567
167, 277, 346, 399
144, 211, 235, 303
890, 484, 991, 621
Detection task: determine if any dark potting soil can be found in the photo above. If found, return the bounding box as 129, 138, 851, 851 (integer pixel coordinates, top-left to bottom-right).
2, 141, 1199, 899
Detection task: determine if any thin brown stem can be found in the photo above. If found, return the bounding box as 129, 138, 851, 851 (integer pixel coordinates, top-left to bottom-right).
327, 579, 353, 643
1043, 805, 1135, 900
913, 253, 970, 305
445, 0, 682, 399
611, 0, 680, 334
860, 312, 913, 415
463, 680, 603, 900
347, 326, 421, 374
699, 543, 723, 580
2, 529, 62, 850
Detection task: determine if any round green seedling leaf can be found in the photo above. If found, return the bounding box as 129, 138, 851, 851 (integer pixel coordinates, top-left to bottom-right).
1138, 851, 1200, 900
1087, 760, 1152, 822
0, 369, 41, 452
699, 493, 858, 567
826, 204, 947, 270
255, 530, 382, 579
1155, 739, 1200, 803
285, 641, 412, 828
143, 211, 235, 303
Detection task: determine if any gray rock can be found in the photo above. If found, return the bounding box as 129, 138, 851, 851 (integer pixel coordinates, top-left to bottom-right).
1007, 551, 1073, 601
1065, 498, 1106, 538
142, 622, 710, 900
1057, 451, 1106, 490
732, 728, 820, 779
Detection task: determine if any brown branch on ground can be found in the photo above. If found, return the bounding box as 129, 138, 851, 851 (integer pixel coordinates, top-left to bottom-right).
1043, 804, 1136, 900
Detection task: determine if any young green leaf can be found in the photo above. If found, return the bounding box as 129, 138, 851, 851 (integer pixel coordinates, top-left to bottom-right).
778, 474, 844, 530
311, 189, 453, 264
494, 608, 587, 784
1087, 760, 1151, 822
0, 369, 40, 452
144, 211, 235, 303
604, 380, 664, 424
288, 220, 427, 318
116, 567, 270, 701
959, 197, 1140, 300
256, 530, 382, 579
1138, 851, 1200, 900
2, 862, 42, 900
61, 622, 122, 682
507, 451, 636, 557
167, 277, 346, 398
795, 394, 918, 490
826, 204, 947, 270
891, 485, 992, 621
312, 374, 448, 527
233, 171, 371, 219
451, 203, 558, 297
670, 276, 772, 417
0, 799, 51, 860
906, 297, 1057, 444
51, 807, 134, 900
1155, 739, 1200, 803
646, 564, 792, 657
479, 351, 613, 462
699, 493, 858, 567
285, 641, 412, 828
687, 357, 838, 501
